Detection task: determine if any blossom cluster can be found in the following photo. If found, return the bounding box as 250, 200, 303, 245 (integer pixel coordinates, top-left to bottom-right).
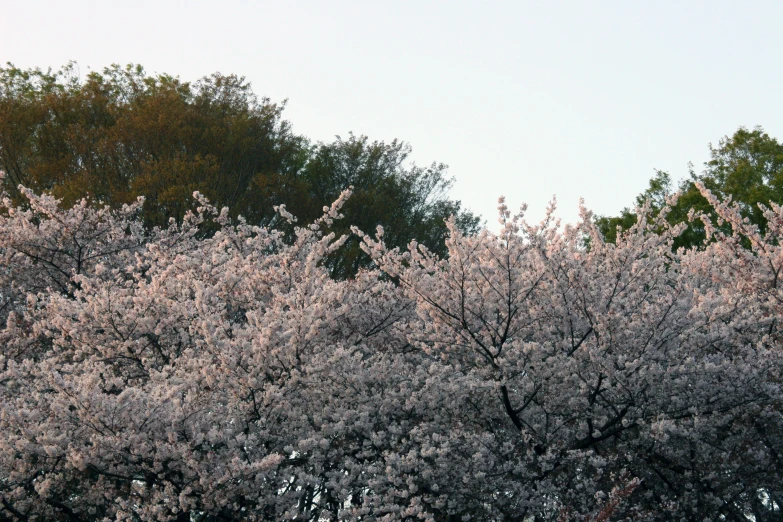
0, 178, 781, 521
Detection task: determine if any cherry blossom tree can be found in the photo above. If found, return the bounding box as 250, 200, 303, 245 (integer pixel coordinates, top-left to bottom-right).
1, 174, 781, 521
0, 183, 421, 520
357, 194, 783, 520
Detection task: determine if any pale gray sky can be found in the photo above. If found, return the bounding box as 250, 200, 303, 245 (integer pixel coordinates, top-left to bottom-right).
3, 0, 782, 226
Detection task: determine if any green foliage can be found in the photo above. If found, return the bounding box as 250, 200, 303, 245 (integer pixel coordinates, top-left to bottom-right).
0, 63, 305, 223
594, 170, 672, 245
0, 62, 479, 278
273, 134, 481, 278
596, 126, 783, 250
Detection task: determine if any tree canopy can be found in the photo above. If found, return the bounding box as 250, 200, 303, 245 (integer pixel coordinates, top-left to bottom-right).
0, 182, 781, 520
596, 126, 783, 250
0, 62, 479, 277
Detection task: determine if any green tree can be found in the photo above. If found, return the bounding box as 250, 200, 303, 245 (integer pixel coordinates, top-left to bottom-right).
596, 126, 783, 249
0, 63, 307, 226
248, 134, 480, 278
594, 169, 673, 245
0, 62, 479, 277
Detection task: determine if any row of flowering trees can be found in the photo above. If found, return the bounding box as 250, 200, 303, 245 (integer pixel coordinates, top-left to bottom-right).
0, 174, 781, 521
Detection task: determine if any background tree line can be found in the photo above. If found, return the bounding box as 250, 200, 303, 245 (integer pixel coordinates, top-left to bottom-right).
2, 62, 781, 268
596, 126, 783, 250
0, 62, 480, 278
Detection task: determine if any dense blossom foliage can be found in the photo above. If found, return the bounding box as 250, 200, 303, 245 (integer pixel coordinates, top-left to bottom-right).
1, 175, 782, 521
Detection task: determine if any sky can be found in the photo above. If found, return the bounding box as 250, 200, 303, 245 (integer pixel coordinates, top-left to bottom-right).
2, 0, 782, 227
